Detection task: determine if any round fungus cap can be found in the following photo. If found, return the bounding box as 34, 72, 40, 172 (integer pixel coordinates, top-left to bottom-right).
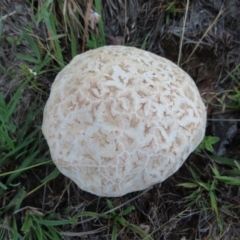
42, 46, 207, 197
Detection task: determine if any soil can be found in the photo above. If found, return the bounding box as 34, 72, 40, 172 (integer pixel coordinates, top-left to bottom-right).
0, 0, 240, 239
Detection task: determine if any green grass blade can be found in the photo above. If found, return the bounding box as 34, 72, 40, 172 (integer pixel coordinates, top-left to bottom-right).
215, 176, 240, 185
1, 132, 36, 164
12, 216, 22, 240
0, 126, 15, 150
127, 224, 154, 240
32, 214, 44, 240
6, 150, 39, 185
177, 182, 198, 188
43, 10, 64, 66
0, 188, 26, 215
209, 191, 218, 216
0, 182, 7, 190
211, 165, 220, 177
34, 54, 53, 73
210, 155, 237, 167
197, 181, 210, 191
74, 211, 109, 219
111, 224, 118, 240
223, 169, 240, 176
0, 160, 51, 177
227, 70, 240, 87
23, 30, 42, 60
189, 167, 198, 181
106, 199, 116, 215
119, 206, 135, 217
141, 31, 152, 50
116, 216, 128, 227
45, 226, 62, 240
16, 53, 39, 63
37, 218, 77, 226
21, 212, 32, 233
41, 168, 60, 183
94, 0, 106, 46
6, 80, 30, 122
0, 92, 7, 112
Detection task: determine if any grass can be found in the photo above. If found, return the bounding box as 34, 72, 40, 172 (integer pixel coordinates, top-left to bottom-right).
0, 0, 240, 239
178, 165, 222, 231
195, 136, 220, 153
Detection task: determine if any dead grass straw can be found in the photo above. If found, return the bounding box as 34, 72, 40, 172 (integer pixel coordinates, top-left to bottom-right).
177, 0, 189, 66
186, 5, 225, 63
82, 0, 93, 52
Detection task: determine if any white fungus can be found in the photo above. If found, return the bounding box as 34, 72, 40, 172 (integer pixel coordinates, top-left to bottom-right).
42, 46, 207, 197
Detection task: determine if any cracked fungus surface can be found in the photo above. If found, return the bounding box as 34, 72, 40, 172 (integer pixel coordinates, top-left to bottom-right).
42, 46, 207, 197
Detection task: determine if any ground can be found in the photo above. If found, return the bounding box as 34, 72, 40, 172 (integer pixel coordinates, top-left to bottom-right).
0, 0, 240, 239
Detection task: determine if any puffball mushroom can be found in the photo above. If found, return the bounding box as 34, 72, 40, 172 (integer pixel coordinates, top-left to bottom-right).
42, 46, 206, 197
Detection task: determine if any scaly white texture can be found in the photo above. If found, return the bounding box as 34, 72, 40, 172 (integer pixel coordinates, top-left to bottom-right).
42, 46, 207, 197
